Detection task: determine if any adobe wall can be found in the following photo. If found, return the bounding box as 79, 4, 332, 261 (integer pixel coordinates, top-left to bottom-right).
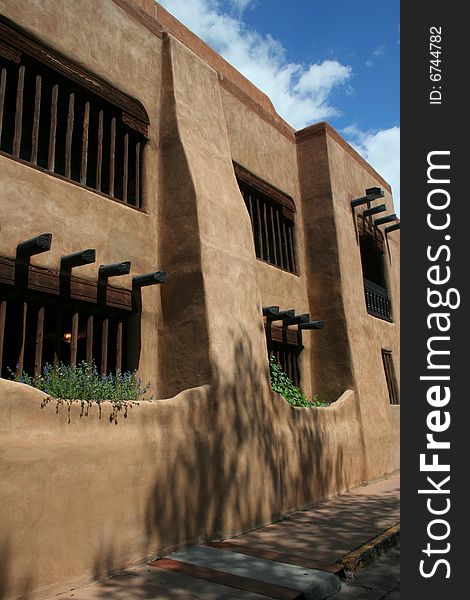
0, 377, 364, 600
220, 87, 314, 396
326, 133, 400, 481
0, 0, 165, 393
0, 1, 399, 598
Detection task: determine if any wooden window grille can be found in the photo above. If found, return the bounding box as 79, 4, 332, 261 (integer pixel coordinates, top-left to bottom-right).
0, 16, 149, 208
0, 257, 133, 378
266, 325, 302, 387
235, 163, 297, 274
382, 349, 399, 405
357, 215, 392, 321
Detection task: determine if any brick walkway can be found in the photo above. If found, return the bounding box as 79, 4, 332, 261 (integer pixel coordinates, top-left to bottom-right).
58, 475, 400, 599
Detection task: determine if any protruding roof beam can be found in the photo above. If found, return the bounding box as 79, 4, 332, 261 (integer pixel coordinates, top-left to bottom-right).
266, 309, 295, 322
132, 271, 167, 287
60, 249, 96, 270
16, 233, 52, 258
263, 306, 280, 317
374, 213, 398, 227
363, 204, 386, 218
98, 261, 131, 282
385, 222, 400, 234
299, 321, 325, 330
351, 187, 384, 208
284, 313, 310, 326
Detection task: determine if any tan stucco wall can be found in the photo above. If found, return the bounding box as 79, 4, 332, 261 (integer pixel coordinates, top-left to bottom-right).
0, 2, 399, 598
0, 0, 164, 394
326, 134, 400, 480
221, 88, 314, 395
0, 377, 364, 599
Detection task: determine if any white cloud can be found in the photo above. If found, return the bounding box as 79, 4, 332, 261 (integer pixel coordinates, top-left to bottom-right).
158, 0, 353, 129
229, 0, 255, 13
343, 125, 400, 215
373, 45, 385, 57
366, 45, 385, 67
158, 1, 400, 213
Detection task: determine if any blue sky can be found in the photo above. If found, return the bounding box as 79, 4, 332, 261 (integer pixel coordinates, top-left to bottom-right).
158, 0, 400, 212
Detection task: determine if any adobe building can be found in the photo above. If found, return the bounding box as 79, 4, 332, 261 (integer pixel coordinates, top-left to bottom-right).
0, 1, 400, 598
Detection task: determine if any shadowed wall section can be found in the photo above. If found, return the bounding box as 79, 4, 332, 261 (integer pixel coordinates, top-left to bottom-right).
0, 372, 364, 600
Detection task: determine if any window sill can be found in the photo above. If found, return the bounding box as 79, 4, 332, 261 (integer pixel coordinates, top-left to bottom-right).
0, 151, 148, 215
255, 257, 300, 277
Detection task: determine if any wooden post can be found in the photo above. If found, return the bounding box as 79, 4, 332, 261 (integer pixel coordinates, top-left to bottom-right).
116, 320, 122, 372
80, 101, 90, 185
123, 132, 128, 202
65, 93, 74, 179
287, 225, 296, 273
135, 141, 140, 207
48, 84, 58, 171
0, 300, 6, 375
255, 195, 263, 260
109, 117, 116, 196
34, 306, 44, 378
275, 209, 284, 269
96, 109, 103, 191
53, 308, 62, 367
269, 204, 278, 265
101, 318, 108, 375
281, 221, 288, 270
16, 302, 27, 376
0, 67, 6, 146
263, 200, 270, 262
30, 75, 42, 165
13, 65, 25, 157
86, 315, 93, 364
70, 312, 79, 367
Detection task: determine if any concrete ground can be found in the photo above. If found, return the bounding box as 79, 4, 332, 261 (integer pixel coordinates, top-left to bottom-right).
58, 475, 400, 599
330, 544, 400, 599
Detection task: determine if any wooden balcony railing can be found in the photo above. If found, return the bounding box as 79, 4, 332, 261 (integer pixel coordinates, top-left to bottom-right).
364, 278, 392, 321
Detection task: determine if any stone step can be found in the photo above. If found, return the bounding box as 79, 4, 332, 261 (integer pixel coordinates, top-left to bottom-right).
163, 545, 341, 599
151, 558, 299, 599
206, 541, 344, 574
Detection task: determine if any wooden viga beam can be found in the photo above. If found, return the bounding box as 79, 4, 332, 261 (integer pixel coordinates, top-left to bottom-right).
350, 187, 384, 208
262, 306, 280, 317
299, 321, 326, 330
266, 309, 295, 322
16, 233, 52, 257
132, 271, 167, 287
60, 249, 96, 270
374, 213, 398, 227
385, 223, 400, 234
284, 313, 310, 327
98, 261, 131, 282
363, 204, 386, 218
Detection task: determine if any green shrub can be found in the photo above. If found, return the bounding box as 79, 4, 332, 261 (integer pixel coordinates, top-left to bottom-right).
269, 357, 329, 407
10, 361, 152, 402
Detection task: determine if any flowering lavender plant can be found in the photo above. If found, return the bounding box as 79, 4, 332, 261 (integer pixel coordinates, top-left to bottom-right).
10, 361, 152, 402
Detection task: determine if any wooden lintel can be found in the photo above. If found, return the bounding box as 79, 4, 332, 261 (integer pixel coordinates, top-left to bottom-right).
0, 256, 132, 311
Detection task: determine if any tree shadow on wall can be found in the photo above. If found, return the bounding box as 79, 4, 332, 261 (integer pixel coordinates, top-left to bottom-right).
89, 332, 357, 598
0, 539, 34, 600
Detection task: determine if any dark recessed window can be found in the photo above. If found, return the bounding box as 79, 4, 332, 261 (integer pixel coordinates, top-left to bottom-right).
0, 16, 148, 208
382, 349, 399, 405
265, 323, 303, 387
357, 215, 392, 321
0, 257, 133, 379
235, 163, 297, 274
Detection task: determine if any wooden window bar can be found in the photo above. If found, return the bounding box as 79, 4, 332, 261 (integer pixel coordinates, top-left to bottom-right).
0, 255, 131, 378
382, 350, 399, 405
0, 17, 148, 208
236, 169, 297, 274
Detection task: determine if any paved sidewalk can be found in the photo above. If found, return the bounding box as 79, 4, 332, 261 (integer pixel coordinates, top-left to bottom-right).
59, 475, 400, 599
